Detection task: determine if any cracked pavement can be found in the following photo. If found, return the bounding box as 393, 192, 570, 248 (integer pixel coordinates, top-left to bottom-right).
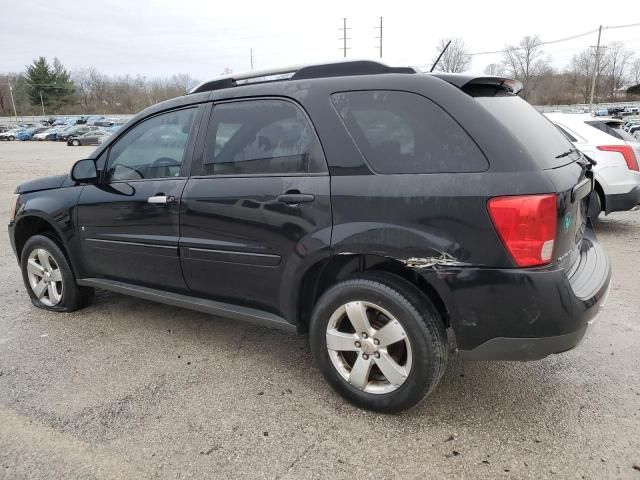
0, 142, 639, 479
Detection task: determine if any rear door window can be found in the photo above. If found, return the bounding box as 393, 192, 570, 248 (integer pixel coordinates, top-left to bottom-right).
331, 90, 487, 174
202, 99, 327, 176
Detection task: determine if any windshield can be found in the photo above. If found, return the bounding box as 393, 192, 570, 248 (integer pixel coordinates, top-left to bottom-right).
475, 96, 579, 169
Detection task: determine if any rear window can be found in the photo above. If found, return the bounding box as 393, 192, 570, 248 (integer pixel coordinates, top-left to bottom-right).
585, 121, 637, 142
331, 90, 487, 174
475, 96, 579, 169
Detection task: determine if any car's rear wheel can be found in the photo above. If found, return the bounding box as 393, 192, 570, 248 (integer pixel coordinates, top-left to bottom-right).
310, 272, 447, 413
8, 135, 15, 141
20, 235, 94, 312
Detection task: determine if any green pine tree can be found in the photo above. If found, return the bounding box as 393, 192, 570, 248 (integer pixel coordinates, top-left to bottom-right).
23, 57, 75, 112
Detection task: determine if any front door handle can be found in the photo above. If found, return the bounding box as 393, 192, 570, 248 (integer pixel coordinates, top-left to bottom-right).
148, 195, 176, 205
276, 193, 315, 205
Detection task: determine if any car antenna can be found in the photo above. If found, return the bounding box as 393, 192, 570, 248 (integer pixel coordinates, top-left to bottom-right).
430, 40, 451, 72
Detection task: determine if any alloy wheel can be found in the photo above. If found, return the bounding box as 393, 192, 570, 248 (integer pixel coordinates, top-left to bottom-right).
26, 248, 63, 306
326, 301, 412, 394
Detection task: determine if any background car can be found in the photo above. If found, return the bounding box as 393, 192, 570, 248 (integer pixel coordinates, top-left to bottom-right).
546, 112, 640, 217
0, 128, 22, 141
16, 126, 49, 141
67, 129, 110, 146
56, 125, 97, 142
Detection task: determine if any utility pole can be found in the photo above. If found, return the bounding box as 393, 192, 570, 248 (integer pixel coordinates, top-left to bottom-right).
250, 48, 254, 70
588, 25, 603, 113
39, 91, 45, 116
339, 18, 350, 58
375, 16, 383, 58
8, 81, 18, 121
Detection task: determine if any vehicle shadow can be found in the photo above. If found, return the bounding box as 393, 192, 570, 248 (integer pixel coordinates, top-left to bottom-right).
81, 289, 594, 430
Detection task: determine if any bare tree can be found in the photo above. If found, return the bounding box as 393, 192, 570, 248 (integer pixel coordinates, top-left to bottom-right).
630, 58, 640, 86
501, 35, 551, 100
484, 64, 505, 76
170, 73, 198, 94
431, 38, 471, 73
604, 42, 633, 100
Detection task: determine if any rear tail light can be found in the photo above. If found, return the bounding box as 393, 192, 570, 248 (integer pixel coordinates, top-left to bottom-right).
597, 145, 639, 171
487, 194, 557, 267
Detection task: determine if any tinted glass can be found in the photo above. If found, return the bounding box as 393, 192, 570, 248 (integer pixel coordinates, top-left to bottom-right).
106, 108, 196, 181
475, 96, 578, 168
585, 121, 637, 142
331, 91, 487, 174
202, 99, 326, 175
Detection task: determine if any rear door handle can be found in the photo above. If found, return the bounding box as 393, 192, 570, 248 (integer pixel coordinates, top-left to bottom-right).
148, 195, 176, 205
276, 193, 315, 205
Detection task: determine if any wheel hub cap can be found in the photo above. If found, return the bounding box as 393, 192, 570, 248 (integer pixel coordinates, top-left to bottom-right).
359, 338, 376, 355
326, 301, 412, 395
26, 248, 63, 307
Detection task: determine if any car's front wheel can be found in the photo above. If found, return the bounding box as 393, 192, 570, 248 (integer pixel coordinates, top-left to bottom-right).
310, 272, 447, 413
20, 235, 94, 312
72, 139, 80, 146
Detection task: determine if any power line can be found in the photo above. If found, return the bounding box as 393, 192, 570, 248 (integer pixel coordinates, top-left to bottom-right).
469, 22, 640, 56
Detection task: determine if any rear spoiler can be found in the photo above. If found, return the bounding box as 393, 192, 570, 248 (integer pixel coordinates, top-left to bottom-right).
430, 73, 523, 96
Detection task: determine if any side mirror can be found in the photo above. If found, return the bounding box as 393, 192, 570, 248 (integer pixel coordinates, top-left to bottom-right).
71, 159, 98, 183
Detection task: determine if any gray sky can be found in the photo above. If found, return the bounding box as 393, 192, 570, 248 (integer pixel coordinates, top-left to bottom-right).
2, 0, 639, 80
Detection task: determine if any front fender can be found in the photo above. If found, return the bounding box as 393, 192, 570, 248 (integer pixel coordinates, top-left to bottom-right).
12, 186, 84, 274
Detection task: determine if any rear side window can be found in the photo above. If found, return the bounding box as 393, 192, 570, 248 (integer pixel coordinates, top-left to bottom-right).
475, 96, 578, 168
331, 90, 487, 174
202, 99, 327, 176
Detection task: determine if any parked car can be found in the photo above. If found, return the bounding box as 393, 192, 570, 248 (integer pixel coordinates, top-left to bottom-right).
546, 113, 640, 217
33, 128, 56, 141
0, 128, 22, 141
67, 130, 110, 146
56, 125, 97, 142
96, 132, 112, 145
85, 115, 106, 126
16, 126, 49, 141
41, 126, 69, 141
9, 61, 611, 412
594, 108, 609, 116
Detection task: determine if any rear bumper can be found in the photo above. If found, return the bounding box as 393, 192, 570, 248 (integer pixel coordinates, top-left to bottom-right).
459, 325, 589, 361
419, 232, 611, 361
605, 186, 640, 213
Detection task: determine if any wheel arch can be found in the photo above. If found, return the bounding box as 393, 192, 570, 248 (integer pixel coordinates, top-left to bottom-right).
13, 214, 77, 274
296, 254, 451, 333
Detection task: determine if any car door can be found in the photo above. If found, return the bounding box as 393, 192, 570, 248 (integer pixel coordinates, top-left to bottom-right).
76, 106, 202, 291
180, 98, 332, 318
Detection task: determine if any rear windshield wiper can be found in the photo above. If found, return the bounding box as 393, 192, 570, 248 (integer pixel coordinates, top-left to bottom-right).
555, 147, 579, 159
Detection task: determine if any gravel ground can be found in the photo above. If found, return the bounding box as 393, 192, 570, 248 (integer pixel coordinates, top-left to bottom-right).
0, 141, 639, 480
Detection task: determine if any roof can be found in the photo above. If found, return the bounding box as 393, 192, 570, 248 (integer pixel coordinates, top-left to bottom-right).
189, 60, 522, 96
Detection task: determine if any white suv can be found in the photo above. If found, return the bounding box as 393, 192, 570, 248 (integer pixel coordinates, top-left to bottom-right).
545, 113, 640, 217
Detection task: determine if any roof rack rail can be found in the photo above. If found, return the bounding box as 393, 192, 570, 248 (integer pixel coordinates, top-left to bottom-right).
189, 60, 416, 94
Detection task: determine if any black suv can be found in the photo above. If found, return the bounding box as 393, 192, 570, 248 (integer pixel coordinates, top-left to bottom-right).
8, 61, 611, 412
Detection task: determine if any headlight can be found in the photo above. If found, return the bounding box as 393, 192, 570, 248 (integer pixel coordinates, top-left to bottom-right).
9, 194, 20, 223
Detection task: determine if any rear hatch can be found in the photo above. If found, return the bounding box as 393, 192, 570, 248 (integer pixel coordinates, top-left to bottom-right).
472, 91, 591, 273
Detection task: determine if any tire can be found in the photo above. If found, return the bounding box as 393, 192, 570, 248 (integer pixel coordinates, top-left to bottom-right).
20, 234, 94, 312
72, 139, 80, 146
8, 135, 15, 141
309, 272, 447, 413
588, 189, 603, 223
